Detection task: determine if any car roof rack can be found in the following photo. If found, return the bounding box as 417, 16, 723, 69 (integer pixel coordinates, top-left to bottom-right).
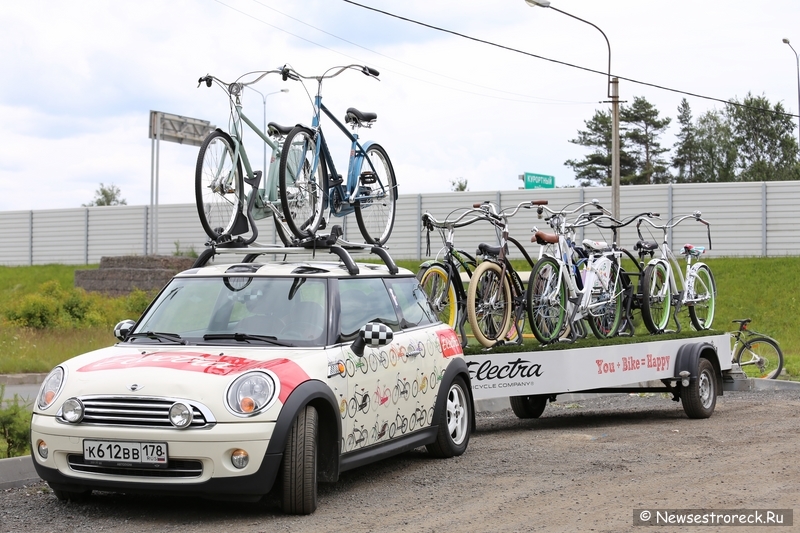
192, 233, 399, 276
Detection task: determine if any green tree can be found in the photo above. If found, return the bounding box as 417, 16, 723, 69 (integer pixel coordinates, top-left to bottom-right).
564, 109, 636, 187
83, 183, 127, 207
726, 93, 800, 181
671, 98, 699, 182
621, 96, 672, 184
694, 109, 737, 183
450, 178, 469, 191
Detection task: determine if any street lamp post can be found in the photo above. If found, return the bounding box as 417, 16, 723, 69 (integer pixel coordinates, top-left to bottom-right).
782, 38, 800, 146
525, 0, 620, 220
248, 88, 289, 174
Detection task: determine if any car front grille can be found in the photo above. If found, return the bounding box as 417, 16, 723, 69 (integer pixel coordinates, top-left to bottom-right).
60, 396, 216, 429
67, 454, 203, 478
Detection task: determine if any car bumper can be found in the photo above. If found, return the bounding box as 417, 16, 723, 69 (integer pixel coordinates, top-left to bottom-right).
31, 414, 282, 499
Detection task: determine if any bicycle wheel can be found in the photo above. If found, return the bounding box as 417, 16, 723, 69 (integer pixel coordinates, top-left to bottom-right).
278, 126, 327, 239
587, 259, 623, 340
526, 256, 567, 344
467, 261, 513, 347
736, 336, 784, 379
417, 264, 458, 328
353, 143, 397, 246
688, 263, 716, 330
641, 262, 671, 334
195, 130, 244, 239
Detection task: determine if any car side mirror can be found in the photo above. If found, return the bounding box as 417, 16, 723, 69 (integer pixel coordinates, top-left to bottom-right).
114, 319, 137, 341
351, 322, 393, 357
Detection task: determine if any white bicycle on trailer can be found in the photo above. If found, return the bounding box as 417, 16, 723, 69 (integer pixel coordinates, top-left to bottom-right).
635, 212, 716, 334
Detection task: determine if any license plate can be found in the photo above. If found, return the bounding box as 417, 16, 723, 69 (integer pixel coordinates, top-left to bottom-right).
83, 440, 168, 468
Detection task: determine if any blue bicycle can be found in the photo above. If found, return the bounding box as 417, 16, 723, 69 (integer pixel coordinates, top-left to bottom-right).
278, 64, 397, 245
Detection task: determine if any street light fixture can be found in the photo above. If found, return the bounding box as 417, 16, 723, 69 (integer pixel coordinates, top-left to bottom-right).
525, 0, 621, 220
248, 87, 289, 175
782, 38, 800, 146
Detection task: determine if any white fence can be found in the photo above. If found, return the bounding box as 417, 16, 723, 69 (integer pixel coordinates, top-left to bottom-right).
2, 181, 799, 266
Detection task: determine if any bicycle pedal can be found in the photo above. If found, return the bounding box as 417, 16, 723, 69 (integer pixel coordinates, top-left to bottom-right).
359, 171, 377, 185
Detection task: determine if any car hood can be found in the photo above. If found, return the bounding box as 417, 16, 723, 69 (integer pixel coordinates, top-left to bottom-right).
40, 344, 328, 421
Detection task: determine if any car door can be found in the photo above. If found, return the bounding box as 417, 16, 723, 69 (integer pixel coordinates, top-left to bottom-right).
337, 277, 405, 451
382, 276, 439, 435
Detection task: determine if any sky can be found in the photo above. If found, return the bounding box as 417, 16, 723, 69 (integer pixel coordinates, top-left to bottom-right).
2, 0, 799, 212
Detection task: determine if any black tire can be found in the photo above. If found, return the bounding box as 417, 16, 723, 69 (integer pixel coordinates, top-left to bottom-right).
735, 336, 784, 379
681, 358, 717, 419
281, 405, 318, 515
526, 256, 567, 344
353, 143, 397, 245
278, 126, 327, 240
426, 376, 472, 458
587, 259, 623, 340
688, 263, 716, 331
195, 130, 244, 239
467, 261, 513, 347
641, 262, 671, 334
509, 395, 548, 419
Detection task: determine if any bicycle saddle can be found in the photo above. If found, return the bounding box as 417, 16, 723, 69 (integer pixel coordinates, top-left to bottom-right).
345, 108, 377, 125
582, 239, 610, 252
476, 243, 502, 257
682, 244, 705, 257
532, 231, 558, 245
633, 240, 658, 252
267, 122, 292, 136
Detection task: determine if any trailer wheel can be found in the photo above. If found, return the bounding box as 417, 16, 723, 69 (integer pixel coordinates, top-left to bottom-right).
510, 395, 548, 419
681, 358, 717, 419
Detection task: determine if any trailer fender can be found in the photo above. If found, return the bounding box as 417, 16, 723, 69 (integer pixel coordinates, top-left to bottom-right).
674, 341, 723, 396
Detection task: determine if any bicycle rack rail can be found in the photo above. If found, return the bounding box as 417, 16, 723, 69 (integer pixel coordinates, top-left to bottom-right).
192, 228, 399, 276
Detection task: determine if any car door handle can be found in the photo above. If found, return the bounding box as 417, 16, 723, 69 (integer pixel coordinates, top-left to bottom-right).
407, 349, 421, 358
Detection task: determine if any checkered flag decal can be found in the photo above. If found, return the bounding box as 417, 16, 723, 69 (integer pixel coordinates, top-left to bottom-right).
114, 319, 137, 341
361, 323, 393, 346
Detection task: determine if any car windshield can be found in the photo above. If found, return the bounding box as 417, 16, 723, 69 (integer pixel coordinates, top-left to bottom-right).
130, 276, 327, 346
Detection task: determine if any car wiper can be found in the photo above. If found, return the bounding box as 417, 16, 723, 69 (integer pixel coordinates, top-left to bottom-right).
127, 331, 187, 345
202, 333, 293, 346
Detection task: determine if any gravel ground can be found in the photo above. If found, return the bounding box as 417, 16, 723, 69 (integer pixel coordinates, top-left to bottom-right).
2, 389, 798, 533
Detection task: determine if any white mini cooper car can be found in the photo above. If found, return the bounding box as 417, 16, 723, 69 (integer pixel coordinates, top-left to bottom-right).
30, 258, 473, 514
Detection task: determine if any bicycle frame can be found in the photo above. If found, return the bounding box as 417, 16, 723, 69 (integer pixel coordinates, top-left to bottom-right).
309, 98, 386, 217
228, 104, 284, 208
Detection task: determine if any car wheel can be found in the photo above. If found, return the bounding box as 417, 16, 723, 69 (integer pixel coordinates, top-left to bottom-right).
282, 405, 318, 514
426, 376, 471, 458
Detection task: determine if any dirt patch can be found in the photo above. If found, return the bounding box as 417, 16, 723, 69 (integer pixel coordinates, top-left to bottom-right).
2, 390, 798, 532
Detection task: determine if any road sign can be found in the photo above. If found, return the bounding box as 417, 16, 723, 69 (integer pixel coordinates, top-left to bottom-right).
520, 173, 555, 189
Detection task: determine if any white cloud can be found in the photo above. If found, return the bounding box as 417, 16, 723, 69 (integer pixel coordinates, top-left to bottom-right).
1, 0, 798, 212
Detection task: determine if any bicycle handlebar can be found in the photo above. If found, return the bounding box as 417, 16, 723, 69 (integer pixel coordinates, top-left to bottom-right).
197, 69, 284, 94
280, 63, 380, 83
636, 212, 712, 249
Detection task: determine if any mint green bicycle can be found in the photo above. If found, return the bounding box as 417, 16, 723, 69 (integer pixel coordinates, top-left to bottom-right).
195, 69, 299, 245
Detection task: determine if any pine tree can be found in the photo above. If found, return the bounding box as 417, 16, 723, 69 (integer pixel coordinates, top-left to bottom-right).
620, 96, 672, 185
671, 98, 699, 182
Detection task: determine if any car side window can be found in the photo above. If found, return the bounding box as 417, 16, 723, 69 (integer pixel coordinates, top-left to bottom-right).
338, 278, 399, 339
385, 277, 436, 329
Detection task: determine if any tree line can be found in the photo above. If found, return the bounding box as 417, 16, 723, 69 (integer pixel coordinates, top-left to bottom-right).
565, 93, 800, 186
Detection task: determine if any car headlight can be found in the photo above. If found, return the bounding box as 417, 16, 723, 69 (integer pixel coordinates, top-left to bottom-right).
225, 371, 279, 417
37, 367, 66, 410
61, 397, 84, 423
